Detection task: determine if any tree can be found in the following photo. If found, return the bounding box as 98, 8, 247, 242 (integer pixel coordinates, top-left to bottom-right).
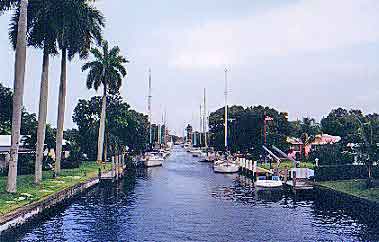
9, 0, 60, 184
208, 105, 291, 157
72, 95, 149, 160
82, 41, 128, 163
0, 83, 13, 134
54, 0, 104, 175
321, 108, 362, 145
0, 0, 29, 193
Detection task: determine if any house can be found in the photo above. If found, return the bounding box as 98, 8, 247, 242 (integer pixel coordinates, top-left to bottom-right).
0, 135, 33, 171
287, 134, 341, 160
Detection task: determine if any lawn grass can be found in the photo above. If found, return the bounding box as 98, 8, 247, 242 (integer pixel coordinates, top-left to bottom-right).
258, 160, 315, 170
319, 180, 379, 204
0, 162, 112, 216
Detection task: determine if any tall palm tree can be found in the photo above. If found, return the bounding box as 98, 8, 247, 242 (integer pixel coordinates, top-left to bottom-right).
10, 0, 59, 184
54, 0, 104, 175
0, 0, 29, 193
82, 41, 128, 163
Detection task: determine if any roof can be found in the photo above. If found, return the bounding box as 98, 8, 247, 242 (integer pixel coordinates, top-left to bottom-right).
0, 146, 34, 154
287, 134, 341, 145
0, 135, 29, 147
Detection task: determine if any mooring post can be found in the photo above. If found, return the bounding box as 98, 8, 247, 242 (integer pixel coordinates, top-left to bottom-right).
111, 156, 115, 178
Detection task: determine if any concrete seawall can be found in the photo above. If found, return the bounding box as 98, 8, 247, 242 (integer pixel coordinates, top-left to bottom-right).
0, 171, 113, 234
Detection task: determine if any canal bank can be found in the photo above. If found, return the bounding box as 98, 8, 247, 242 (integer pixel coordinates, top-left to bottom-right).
315, 180, 379, 213
3, 147, 379, 242
0, 162, 122, 234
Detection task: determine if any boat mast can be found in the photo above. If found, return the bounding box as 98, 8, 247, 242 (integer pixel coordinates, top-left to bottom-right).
199, 104, 202, 147
224, 68, 228, 151
148, 68, 153, 146
203, 88, 208, 148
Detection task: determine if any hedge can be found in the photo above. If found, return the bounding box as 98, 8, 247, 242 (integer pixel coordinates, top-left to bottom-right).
315, 165, 379, 181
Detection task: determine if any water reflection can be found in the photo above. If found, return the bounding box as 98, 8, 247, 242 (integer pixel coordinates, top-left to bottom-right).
2, 147, 379, 242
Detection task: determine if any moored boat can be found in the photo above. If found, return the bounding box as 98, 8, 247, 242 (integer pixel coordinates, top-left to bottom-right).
255, 176, 283, 188
144, 152, 164, 167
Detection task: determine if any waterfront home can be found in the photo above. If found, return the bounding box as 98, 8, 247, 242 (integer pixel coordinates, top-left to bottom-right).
0, 135, 33, 172
287, 134, 341, 159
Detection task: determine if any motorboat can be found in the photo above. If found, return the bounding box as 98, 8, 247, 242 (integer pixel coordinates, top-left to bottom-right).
143, 152, 164, 167
214, 160, 239, 173
255, 176, 283, 188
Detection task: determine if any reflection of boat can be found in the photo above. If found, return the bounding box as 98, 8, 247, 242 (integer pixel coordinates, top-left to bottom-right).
143, 152, 164, 167
255, 176, 283, 188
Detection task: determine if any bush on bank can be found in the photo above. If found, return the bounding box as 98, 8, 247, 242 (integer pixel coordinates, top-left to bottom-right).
315, 165, 379, 181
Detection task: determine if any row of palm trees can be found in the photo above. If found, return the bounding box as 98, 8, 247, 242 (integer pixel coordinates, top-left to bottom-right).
1, 0, 128, 193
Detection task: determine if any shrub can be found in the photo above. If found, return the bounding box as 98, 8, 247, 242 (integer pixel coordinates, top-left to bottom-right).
315, 165, 379, 181
309, 144, 354, 166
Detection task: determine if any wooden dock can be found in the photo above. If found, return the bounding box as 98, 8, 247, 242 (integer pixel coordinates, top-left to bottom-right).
285, 180, 314, 191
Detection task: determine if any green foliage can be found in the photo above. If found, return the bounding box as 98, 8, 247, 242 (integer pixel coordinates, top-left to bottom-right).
289, 117, 321, 138
315, 165, 379, 181
82, 40, 128, 95
0, 83, 55, 146
0, 162, 112, 215
73, 95, 149, 159
0, 83, 12, 134
321, 108, 363, 145
309, 144, 354, 166
209, 105, 291, 157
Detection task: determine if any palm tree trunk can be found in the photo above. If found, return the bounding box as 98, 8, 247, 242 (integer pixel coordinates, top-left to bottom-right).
35, 48, 49, 184
55, 48, 67, 175
6, 0, 28, 193
103, 131, 108, 162
96, 85, 107, 163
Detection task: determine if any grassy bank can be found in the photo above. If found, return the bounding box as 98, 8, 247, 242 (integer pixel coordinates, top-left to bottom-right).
0, 162, 111, 216
319, 180, 379, 204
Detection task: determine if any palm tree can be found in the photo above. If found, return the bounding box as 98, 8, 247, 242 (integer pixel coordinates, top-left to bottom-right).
82, 41, 128, 163
9, 0, 59, 184
54, 0, 104, 175
0, 0, 29, 193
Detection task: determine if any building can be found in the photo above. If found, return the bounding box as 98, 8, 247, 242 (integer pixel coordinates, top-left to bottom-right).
0, 135, 33, 172
287, 134, 341, 160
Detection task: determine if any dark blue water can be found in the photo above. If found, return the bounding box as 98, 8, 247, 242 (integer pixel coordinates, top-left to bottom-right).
3, 147, 379, 242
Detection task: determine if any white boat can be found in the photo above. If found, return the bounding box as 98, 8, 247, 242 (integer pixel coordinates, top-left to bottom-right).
255, 176, 283, 188
144, 153, 164, 167
214, 161, 239, 173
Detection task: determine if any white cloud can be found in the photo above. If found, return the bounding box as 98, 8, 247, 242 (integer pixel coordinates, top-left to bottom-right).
169, 0, 379, 69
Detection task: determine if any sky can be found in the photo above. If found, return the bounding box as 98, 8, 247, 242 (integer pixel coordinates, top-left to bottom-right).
1, 0, 379, 135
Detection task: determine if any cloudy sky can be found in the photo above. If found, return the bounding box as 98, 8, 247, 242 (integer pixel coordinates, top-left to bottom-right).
1, 0, 379, 135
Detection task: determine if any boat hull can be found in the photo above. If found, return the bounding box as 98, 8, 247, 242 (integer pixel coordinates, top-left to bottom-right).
144, 159, 163, 167
214, 163, 239, 173
255, 180, 283, 188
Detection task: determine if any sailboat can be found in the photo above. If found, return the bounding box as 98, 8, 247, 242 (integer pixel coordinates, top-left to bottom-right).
214, 68, 239, 173
144, 69, 163, 167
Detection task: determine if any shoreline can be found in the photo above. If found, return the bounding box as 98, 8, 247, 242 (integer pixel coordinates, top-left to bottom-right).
315, 181, 379, 213
0, 169, 115, 234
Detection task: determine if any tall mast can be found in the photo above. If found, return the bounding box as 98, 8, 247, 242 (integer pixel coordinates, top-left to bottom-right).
148, 68, 152, 145
203, 88, 208, 148
224, 68, 228, 150
199, 104, 202, 146
163, 109, 167, 145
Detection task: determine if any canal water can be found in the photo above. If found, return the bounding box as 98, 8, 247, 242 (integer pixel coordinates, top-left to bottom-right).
3, 147, 379, 242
